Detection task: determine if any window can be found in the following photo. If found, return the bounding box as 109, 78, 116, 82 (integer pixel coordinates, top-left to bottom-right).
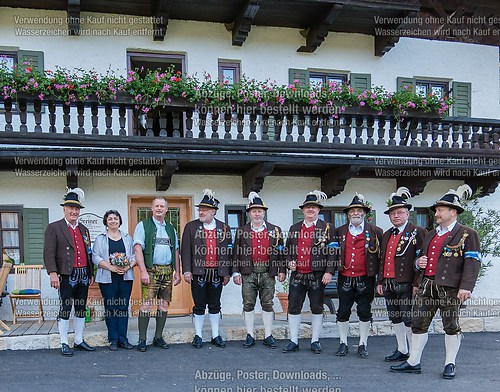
309, 72, 347, 88
289, 68, 370, 93
415, 80, 448, 99
127, 52, 186, 136
225, 205, 248, 241
0, 207, 23, 266
293, 207, 376, 226
397, 76, 470, 117
411, 208, 433, 231
218, 60, 240, 85
0, 51, 17, 69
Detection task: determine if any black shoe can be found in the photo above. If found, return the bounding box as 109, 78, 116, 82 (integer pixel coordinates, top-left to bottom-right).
443, 363, 456, 379
385, 350, 409, 362
109, 342, 118, 351
282, 341, 299, 353
118, 341, 134, 350
243, 334, 255, 348
74, 341, 95, 352
357, 344, 368, 359
137, 339, 147, 352
263, 335, 277, 349
335, 343, 348, 357
61, 343, 73, 356
210, 336, 226, 348
192, 335, 203, 349
390, 361, 422, 374
311, 341, 322, 354
153, 337, 169, 349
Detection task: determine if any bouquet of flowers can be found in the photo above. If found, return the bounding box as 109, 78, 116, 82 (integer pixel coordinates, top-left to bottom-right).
109, 252, 129, 267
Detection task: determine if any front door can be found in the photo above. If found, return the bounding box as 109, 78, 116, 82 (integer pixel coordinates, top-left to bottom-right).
128, 195, 194, 316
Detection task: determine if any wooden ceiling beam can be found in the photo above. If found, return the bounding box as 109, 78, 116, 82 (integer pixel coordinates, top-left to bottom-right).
151, 0, 173, 41
242, 162, 274, 197
225, 0, 261, 47
297, 3, 343, 53
321, 165, 360, 198
67, 0, 80, 36
396, 177, 431, 197
155, 160, 178, 191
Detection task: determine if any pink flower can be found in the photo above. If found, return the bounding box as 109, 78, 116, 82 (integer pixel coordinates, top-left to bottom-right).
359, 101, 365, 106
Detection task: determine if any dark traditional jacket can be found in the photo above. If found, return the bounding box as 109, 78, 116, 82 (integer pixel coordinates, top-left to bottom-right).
43, 218, 92, 277
232, 222, 285, 276
285, 219, 337, 274
416, 222, 481, 292
181, 218, 232, 277
378, 222, 427, 285
335, 221, 383, 276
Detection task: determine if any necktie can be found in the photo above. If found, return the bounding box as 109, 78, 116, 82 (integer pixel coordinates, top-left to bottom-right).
391, 227, 399, 235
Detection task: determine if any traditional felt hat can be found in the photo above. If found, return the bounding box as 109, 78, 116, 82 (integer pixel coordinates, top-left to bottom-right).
196, 188, 220, 210
384, 187, 413, 214
430, 184, 472, 214
60, 187, 85, 208
299, 190, 327, 209
246, 191, 268, 211
343, 193, 371, 214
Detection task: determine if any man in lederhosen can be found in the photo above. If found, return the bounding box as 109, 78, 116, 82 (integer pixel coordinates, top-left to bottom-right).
181, 189, 232, 349
232, 192, 286, 349
335, 193, 383, 359
283, 190, 337, 354
391, 186, 481, 379
44, 188, 95, 356
133, 196, 181, 352
376, 187, 427, 362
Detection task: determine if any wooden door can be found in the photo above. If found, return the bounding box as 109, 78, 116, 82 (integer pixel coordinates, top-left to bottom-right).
128, 195, 194, 316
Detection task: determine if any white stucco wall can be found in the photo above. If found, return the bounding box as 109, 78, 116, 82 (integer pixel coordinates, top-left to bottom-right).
0, 8, 499, 119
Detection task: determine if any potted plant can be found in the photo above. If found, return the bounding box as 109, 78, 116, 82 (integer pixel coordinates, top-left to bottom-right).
276, 271, 290, 314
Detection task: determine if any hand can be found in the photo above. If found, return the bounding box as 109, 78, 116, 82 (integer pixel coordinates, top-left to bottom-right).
184, 272, 193, 284
49, 272, 60, 289
413, 286, 419, 296
89, 275, 94, 286
417, 256, 428, 269
289, 260, 297, 272
115, 266, 126, 275
173, 272, 181, 286
321, 272, 332, 285
233, 275, 242, 285
457, 289, 472, 303
223, 276, 230, 286
278, 272, 286, 282
140, 269, 150, 285
376, 284, 383, 296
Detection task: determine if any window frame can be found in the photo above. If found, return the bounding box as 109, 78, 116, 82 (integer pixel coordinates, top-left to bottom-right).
218, 60, 241, 85
309, 70, 348, 87
0, 205, 24, 266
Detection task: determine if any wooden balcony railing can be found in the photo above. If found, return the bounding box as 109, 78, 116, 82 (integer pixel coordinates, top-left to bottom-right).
1, 94, 499, 154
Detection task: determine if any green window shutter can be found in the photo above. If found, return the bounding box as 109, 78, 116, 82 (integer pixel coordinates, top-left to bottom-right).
288, 68, 310, 86
397, 76, 415, 92
22, 208, 49, 265
452, 81, 471, 117
350, 73, 371, 93
292, 209, 304, 224
17, 50, 44, 71
409, 210, 417, 224
367, 210, 376, 225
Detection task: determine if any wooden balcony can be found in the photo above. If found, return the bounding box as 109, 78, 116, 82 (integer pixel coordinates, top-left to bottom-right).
1, 94, 499, 197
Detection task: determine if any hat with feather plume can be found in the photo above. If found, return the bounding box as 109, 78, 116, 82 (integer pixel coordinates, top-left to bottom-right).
246, 191, 268, 211
384, 187, 412, 214
60, 187, 85, 208
196, 189, 220, 210
343, 192, 371, 214
299, 190, 327, 209
430, 184, 472, 214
